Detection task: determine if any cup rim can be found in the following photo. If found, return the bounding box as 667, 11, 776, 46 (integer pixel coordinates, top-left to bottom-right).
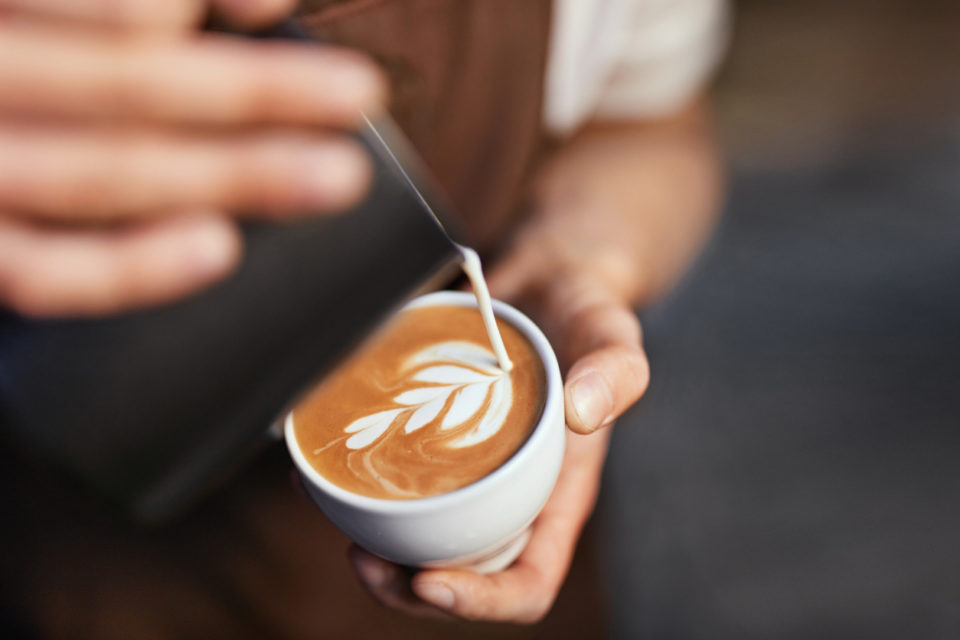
284, 290, 563, 515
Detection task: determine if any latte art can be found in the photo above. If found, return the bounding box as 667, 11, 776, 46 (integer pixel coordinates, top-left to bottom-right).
293, 305, 545, 499
345, 341, 513, 451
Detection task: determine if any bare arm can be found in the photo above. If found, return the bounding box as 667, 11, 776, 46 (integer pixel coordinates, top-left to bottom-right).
503, 100, 723, 313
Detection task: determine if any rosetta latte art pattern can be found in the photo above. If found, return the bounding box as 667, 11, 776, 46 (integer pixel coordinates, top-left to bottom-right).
295, 304, 543, 499
343, 341, 513, 450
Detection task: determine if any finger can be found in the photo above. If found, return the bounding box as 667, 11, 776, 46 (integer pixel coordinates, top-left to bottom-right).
0, 125, 371, 220
565, 344, 648, 433
411, 430, 610, 623
0, 24, 386, 126
347, 546, 454, 621
487, 246, 650, 432
514, 271, 648, 433
212, 0, 297, 29
561, 300, 649, 433
411, 525, 566, 623
0, 212, 240, 316
0, 0, 202, 33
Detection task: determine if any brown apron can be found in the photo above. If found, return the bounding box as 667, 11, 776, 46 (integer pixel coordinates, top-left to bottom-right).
299, 0, 552, 250
1, 3, 560, 639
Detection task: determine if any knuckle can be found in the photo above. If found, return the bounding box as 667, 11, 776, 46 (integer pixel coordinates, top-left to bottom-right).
236, 67, 290, 121
604, 305, 643, 345
91, 59, 152, 121
453, 582, 504, 623
517, 592, 555, 625
228, 137, 298, 210
582, 304, 642, 352
452, 589, 489, 622
231, 46, 326, 122
235, 135, 372, 214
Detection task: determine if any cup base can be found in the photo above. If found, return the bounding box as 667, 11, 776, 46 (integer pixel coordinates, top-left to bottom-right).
467, 526, 532, 573
419, 526, 532, 574
286, 291, 565, 578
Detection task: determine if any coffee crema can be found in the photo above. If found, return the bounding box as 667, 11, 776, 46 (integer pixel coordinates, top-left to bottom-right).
293, 304, 546, 500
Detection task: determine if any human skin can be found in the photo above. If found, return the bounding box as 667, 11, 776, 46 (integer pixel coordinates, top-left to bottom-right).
0, 0, 386, 316
348, 102, 724, 623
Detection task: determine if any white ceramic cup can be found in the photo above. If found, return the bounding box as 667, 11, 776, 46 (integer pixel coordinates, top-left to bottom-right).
285, 290, 565, 573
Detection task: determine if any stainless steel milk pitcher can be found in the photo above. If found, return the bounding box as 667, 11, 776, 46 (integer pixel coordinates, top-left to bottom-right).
0, 88, 465, 522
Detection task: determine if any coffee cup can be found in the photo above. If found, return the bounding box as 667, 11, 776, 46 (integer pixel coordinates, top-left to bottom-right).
284, 290, 565, 573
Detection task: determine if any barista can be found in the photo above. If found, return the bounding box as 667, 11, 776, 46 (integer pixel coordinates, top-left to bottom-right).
0, 0, 725, 630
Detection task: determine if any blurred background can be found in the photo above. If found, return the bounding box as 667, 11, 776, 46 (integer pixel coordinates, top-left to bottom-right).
4, 0, 958, 638
604, 0, 960, 638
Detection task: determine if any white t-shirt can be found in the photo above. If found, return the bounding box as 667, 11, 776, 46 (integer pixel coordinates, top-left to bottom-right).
546, 0, 729, 134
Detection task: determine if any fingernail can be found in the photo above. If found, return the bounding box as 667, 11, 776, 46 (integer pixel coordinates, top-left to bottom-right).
569, 372, 613, 431
415, 581, 455, 610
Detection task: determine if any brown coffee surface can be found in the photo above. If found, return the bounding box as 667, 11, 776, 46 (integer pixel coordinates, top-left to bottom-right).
293, 305, 546, 500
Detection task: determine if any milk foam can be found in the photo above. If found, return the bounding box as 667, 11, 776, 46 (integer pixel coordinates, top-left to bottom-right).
341, 250, 517, 452
343, 341, 512, 450
458, 246, 513, 372
297, 302, 544, 500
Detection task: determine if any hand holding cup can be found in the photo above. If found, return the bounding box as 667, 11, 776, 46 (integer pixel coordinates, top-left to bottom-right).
286, 291, 566, 574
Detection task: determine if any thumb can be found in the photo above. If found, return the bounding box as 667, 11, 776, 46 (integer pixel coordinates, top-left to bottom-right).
486, 247, 649, 433
565, 338, 649, 433
545, 277, 649, 434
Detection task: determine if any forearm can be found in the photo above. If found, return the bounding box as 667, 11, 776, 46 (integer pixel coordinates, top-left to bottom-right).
527, 99, 724, 306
